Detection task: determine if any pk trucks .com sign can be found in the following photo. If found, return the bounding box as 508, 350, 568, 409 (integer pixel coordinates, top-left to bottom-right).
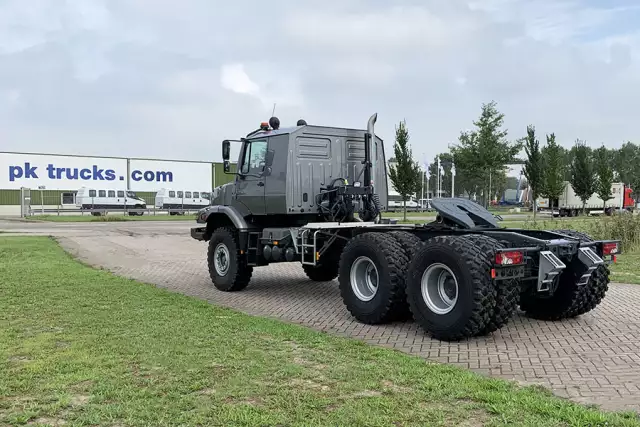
0, 153, 212, 192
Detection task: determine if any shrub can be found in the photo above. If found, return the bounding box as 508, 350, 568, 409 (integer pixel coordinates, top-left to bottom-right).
519, 214, 640, 252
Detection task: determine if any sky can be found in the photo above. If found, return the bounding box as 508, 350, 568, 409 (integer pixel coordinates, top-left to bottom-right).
1, 0, 639, 176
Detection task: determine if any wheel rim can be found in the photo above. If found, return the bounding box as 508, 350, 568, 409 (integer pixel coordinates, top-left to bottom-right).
421, 263, 459, 315
214, 243, 231, 276
350, 256, 379, 301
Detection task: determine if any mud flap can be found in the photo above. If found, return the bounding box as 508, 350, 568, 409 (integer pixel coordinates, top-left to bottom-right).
537, 251, 566, 292
576, 247, 604, 286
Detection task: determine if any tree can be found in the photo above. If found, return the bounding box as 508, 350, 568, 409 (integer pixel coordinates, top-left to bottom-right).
594, 145, 614, 211
570, 140, 596, 214
388, 120, 421, 221
540, 133, 565, 214
451, 101, 522, 208
522, 125, 543, 218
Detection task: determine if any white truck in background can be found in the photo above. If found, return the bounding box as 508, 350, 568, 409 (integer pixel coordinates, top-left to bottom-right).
536, 181, 635, 217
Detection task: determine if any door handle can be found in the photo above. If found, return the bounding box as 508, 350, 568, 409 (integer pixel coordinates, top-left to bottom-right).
257, 182, 264, 187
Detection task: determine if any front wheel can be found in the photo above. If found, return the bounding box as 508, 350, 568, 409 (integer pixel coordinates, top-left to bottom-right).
207, 227, 253, 291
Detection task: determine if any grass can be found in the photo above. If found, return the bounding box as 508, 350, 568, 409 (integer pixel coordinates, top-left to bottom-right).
25, 214, 196, 222
1, 237, 639, 426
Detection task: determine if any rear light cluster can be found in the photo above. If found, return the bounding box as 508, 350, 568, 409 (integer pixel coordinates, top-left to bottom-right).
603, 242, 619, 256
495, 250, 524, 265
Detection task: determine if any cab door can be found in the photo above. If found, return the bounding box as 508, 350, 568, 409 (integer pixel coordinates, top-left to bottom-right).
235, 138, 267, 215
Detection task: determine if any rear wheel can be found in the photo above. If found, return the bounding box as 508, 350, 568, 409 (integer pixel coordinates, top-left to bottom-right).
457, 234, 520, 334
519, 229, 609, 320
387, 231, 423, 320
207, 226, 253, 292
405, 235, 497, 341
338, 232, 408, 324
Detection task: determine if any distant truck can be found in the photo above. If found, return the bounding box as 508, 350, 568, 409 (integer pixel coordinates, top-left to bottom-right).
537, 181, 635, 217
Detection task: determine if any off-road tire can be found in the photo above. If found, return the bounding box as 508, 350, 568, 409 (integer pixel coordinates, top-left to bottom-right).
519, 229, 609, 320
457, 234, 519, 334
338, 232, 409, 324
207, 226, 253, 292
405, 235, 497, 341
302, 240, 345, 282
388, 231, 424, 320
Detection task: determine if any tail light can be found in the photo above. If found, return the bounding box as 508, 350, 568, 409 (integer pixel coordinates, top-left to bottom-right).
495, 250, 524, 265
603, 242, 619, 255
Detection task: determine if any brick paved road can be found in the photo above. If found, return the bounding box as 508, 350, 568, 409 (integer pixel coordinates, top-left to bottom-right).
53, 229, 640, 413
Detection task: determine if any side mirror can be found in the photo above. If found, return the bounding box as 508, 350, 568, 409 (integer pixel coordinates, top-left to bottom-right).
223, 160, 230, 173
222, 140, 230, 161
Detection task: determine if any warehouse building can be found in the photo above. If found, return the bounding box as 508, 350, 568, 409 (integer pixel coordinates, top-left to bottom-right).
0, 151, 237, 216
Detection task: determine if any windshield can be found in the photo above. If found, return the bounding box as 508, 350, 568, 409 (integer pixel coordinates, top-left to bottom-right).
126, 191, 138, 198
202, 192, 210, 200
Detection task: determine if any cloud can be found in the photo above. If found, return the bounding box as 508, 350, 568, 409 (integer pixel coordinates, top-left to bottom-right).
0, 0, 639, 168
220, 64, 259, 96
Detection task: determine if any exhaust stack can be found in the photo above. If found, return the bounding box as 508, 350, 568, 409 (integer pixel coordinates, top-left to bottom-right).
366, 113, 377, 189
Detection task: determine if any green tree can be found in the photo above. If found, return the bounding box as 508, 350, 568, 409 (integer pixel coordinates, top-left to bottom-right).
594, 145, 614, 211
540, 133, 565, 213
451, 101, 522, 207
570, 140, 596, 214
522, 125, 543, 217
388, 120, 421, 221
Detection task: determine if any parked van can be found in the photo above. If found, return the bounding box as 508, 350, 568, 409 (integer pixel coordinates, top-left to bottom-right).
75, 187, 147, 216
154, 188, 211, 214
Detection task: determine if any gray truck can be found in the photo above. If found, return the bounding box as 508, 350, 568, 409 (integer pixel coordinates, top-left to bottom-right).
190, 114, 621, 341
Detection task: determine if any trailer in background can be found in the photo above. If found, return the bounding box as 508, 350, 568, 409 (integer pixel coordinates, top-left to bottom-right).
536, 181, 635, 217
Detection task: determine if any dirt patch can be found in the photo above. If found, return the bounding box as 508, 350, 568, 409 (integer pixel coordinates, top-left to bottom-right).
381, 380, 412, 393
196, 388, 216, 395
28, 417, 67, 426
351, 390, 382, 398
8, 355, 32, 363
289, 378, 331, 392
223, 396, 263, 407
70, 395, 90, 406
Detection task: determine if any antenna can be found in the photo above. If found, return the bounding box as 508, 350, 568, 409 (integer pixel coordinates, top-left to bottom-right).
271, 103, 277, 116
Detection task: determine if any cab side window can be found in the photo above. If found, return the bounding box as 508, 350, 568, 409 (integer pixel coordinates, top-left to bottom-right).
240, 140, 268, 174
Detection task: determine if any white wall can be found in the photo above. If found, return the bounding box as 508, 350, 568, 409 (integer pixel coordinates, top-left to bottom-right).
1, 152, 127, 190
1, 152, 213, 192
128, 159, 212, 192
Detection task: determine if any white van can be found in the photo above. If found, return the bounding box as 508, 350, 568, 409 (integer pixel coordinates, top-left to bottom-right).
76, 187, 147, 216
155, 188, 211, 214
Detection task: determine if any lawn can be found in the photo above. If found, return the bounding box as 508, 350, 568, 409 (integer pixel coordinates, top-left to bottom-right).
25, 214, 196, 222
1, 237, 639, 426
